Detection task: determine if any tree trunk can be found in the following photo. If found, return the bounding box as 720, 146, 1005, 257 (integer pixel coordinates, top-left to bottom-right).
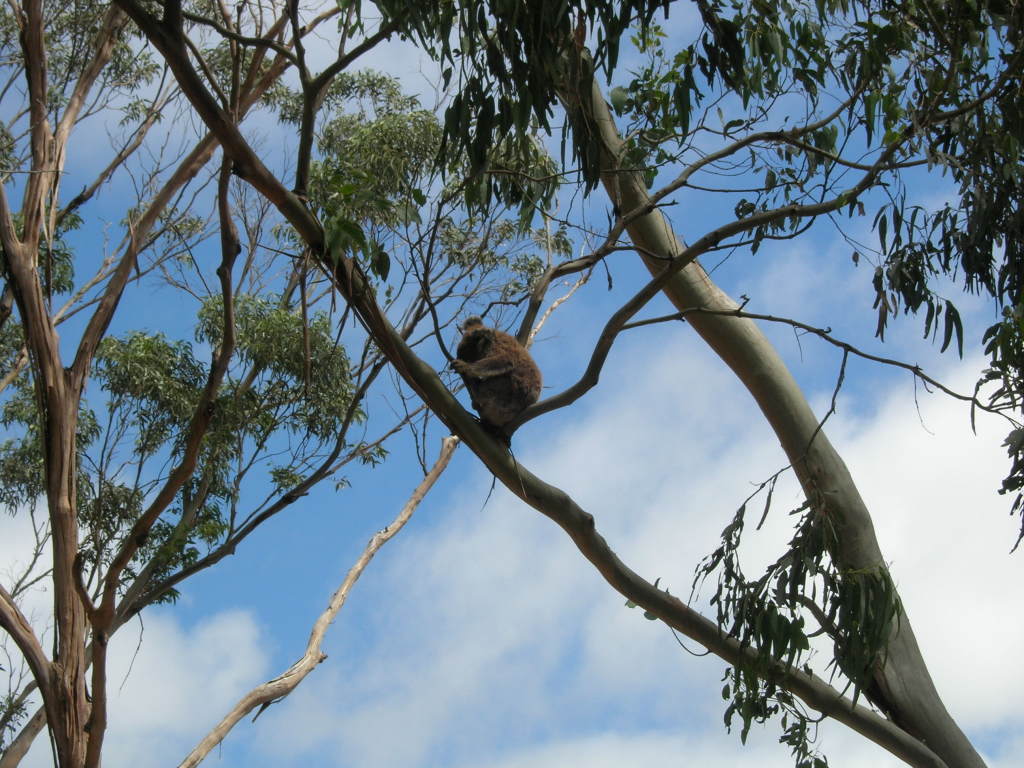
559, 59, 985, 768
2, 242, 89, 767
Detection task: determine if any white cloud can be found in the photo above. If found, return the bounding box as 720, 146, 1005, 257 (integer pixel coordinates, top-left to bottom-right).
470, 730, 789, 768
828, 360, 1024, 735
14, 609, 269, 767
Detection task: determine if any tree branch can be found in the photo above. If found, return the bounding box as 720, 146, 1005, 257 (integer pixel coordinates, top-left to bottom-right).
56, 98, 163, 226
0, 585, 49, 706
19, 0, 50, 242
552, 45, 981, 767
177, 436, 458, 768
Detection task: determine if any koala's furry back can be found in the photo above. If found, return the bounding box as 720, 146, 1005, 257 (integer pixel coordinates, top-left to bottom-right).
456, 323, 542, 428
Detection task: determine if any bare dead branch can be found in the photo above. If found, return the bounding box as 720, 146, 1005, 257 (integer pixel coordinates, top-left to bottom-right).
526, 272, 589, 347
177, 436, 458, 768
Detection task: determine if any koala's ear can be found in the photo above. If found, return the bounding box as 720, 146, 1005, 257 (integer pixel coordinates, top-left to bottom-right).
460, 315, 484, 332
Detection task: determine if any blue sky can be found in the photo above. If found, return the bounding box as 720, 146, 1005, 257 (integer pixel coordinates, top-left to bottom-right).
2, 5, 1023, 768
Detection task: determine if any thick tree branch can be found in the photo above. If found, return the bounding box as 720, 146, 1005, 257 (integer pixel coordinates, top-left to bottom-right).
554, 46, 983, 768
19, 0, 50, 242
52, 8, 129, 162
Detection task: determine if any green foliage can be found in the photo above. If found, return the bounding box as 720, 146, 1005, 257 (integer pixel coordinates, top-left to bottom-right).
0, 415, 46, 515
0, 288, 360, 600
460, 131, 561, 229
0, 378, 99, 516
96, 332, 206, 453
376, 0, 673, 189
41, 211, 82, 296
436, 216, 546, 300
196, 294, 361, 443
0, 321, 24, 390
269, 71, 446, 283
0, 691, 28, 752
86, 294, 358, 595
265, 70, 442, 229
0, 0, 158, 154
0, 212, 82, 295
982, 311, 1024, 545
597, 0, 1024, 539
264, 70, 420, 127
0, 123, 14, 172
311, 101, 441, 224
694, 481, 901, 763
323, 183, 395, 281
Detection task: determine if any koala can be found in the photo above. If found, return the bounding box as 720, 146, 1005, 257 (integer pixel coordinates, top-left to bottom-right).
451, 316, 542, 436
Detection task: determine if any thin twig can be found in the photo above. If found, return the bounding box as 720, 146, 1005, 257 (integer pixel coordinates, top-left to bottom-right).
623, 306, 1011, 422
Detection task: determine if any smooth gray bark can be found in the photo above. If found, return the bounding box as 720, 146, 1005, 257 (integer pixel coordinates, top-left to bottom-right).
558, 58, 984, 768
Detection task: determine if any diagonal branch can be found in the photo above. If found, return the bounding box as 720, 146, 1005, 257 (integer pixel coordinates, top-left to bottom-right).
177, 436, 459, 768
51, 7, 129, 168
67, 8, 301, 391
0, 585, 50, 703
56, 84, 170, 227
67, 132, 219, 389
96, 157, 239, 618
114, 0, 321, 245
